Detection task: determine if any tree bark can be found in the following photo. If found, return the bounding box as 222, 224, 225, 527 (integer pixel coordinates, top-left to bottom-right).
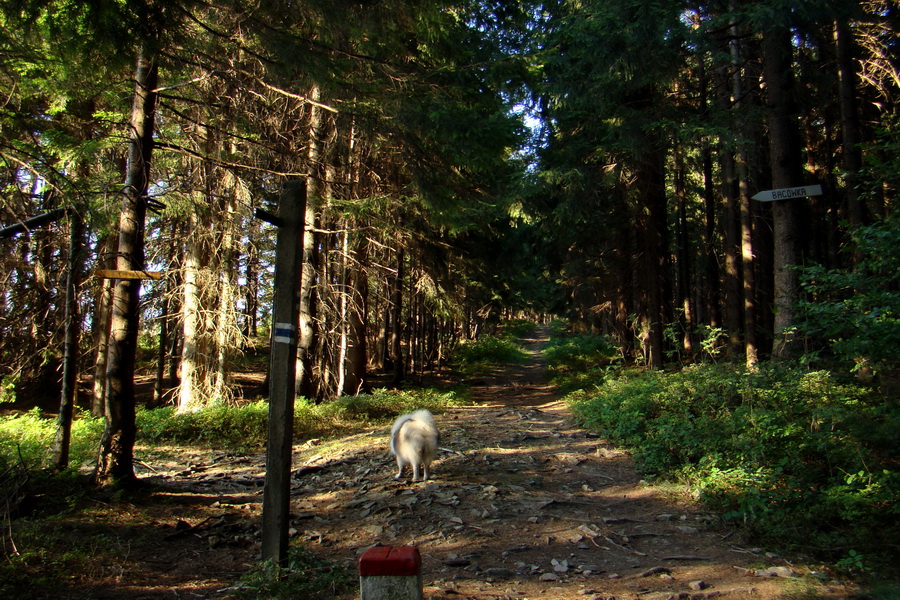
95, 48, 158, 486
730, 18, 759, 367
53, 209, 84, 470
835, 17, 866, 232
762, 26, 805, 359
91, 234, 115, 417
340, 232, 370, 396
178, 211, 204, 411
390, 248, 405, 385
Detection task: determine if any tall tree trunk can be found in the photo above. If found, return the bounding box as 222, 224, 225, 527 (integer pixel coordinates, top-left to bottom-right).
243, 221, 260, 341
297, 91, 326, 400
834, 17, 866, 233
53, 209, 84, 470
91, 234, 115, 417
95, 48, 158, 486
763, 26, 805, 359
636, 144, 669, 369
153, 277, 170, 405
341, 233, 369, 396
213, 195, 237, 400
730, 18, 759, 367
701, 146, 721, 329
296, 203, 320, 400
390, 248, 405, 385
673, 144, 694, 356
179, 212, 204, 411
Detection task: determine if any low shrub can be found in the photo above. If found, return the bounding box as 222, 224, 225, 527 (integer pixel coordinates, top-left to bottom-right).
568, 363, 900, 572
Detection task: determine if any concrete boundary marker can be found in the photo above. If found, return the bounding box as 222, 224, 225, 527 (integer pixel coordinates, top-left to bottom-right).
359, 546, 423, 600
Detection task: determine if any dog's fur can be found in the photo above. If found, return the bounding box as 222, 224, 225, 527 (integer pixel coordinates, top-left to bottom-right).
390, 409, 439, 482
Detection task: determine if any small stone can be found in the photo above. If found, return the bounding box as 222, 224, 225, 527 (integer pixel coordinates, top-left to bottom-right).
540, 572, 561, 582
552, 558, 570, 573
676, 525, 699, 534
755, 566, 795, 578
656, 514, 675, 521
689, 580, 707, 591
638, 566, 671, 578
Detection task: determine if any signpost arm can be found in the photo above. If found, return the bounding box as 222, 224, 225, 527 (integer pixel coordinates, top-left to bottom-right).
261, 180, 307, 565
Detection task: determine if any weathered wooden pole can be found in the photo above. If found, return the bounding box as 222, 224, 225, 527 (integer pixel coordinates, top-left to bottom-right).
260, 180, 307, 565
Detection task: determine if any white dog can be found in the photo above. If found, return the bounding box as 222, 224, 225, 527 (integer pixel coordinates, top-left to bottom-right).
390, 409, 439, 482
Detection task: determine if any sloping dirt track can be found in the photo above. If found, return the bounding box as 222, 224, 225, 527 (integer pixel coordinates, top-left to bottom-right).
58, 326, 854, 599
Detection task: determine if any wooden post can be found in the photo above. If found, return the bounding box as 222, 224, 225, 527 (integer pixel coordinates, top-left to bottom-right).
359, 546, 423, 600
260, 180, 307, 565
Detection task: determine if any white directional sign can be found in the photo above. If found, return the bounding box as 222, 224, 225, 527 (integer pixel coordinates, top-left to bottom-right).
752, 184, 823, 202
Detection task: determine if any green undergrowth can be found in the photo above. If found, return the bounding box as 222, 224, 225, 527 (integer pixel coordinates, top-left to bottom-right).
0, 388, 461, 598
137, 387, 462, 448
232, 544, 355, 600
450, 331, 529, 376
0, 388, 464, 473
542, 323, 621, 391
566, 362, 900, 578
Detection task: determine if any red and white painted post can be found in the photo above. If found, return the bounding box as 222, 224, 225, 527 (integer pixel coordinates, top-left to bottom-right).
358, 546, 423, 600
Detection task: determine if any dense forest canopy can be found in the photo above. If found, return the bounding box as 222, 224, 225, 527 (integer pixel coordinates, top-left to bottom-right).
0, 0, 898, 484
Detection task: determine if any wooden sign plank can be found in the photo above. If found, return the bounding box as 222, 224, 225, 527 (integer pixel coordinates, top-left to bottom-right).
94, 270, 164, 280
751, 184, 823, 201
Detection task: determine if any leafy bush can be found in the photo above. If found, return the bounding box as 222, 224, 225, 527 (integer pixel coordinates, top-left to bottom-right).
798, 212, 900, 375
568, 363, 900, 570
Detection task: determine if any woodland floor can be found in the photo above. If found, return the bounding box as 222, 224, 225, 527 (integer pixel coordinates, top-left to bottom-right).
16, 326, 857, 599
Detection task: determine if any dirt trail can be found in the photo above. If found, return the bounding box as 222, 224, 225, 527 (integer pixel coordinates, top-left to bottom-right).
68, 326, 848, 599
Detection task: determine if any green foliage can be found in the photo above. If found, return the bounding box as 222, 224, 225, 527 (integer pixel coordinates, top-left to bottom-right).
542, 328, 620, 391
232, 544, 354, 600
450, 335, 528, 375
0, 409, 103, 469
568, 363, 900, 569
798, 212, 900, 374
499, 319, 536, 339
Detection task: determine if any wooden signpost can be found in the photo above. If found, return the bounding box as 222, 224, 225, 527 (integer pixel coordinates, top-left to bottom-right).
260, 180, 307, 565
94, 269, 164, 280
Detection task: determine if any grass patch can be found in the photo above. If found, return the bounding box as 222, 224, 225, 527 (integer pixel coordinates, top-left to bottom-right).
137, 387, 464, 448
450, 335, 528, 376
0, 387, 465, 467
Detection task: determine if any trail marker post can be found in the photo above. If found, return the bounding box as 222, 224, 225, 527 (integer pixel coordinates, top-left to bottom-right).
260, 180, 307, 565
359, 546, 423, 600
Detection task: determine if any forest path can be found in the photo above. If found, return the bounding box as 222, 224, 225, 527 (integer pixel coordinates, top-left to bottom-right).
79, 326, 847, 599
275, 325, 813, 599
